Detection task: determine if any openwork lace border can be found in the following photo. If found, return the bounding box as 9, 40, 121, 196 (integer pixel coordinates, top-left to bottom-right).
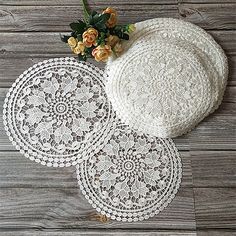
76, 129, 182, 222
3, 57, 116, 167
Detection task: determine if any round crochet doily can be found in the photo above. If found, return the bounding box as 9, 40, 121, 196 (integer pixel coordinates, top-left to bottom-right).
3, 57, 116, 167
121, 18, 228, 107
106, 40, 214, 138
106, 18, 228, 138
77, 125, 182, 222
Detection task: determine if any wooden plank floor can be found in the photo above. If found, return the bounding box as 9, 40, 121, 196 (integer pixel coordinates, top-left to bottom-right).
0, 0, 235, 235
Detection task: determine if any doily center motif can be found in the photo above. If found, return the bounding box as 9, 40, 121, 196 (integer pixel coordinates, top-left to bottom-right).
77, 126, 182, 222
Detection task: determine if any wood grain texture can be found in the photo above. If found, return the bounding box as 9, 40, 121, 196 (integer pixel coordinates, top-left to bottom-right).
191, 151, 236, 187
0, 5, 178, 32
1, 31, 235, 59
179, 0, 236, 2
189, 107, 236, 150
2, 0, 235, 5
179, 3, 236, 29
0, 187, 196, 230
0, 3, 236, 31
0, 230, 197, 236
0, 0, 236, 233
2, 0, 178, 6
0, 151, 193, 188
194, 188, 236, 229
189, 86, 236, 150
197, 230, 236, 236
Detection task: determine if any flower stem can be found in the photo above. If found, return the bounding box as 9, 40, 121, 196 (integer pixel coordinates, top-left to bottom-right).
81, 0, 90, 23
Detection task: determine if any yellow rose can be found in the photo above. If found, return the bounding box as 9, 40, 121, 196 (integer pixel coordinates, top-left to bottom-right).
82, 28, 98, 48
106, 35, 120, 47
127, 24, 136, 33
68, 37, 78, 48
73, 41, 85, 55
92, 45, 112, 62
113, 42, 123, 55
103, 7, 117, 28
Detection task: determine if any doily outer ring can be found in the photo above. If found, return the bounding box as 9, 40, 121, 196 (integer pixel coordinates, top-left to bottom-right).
3, 57, 117, 167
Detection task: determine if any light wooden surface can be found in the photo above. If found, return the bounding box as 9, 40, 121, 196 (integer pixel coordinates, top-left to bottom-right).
0, 0, 236, 235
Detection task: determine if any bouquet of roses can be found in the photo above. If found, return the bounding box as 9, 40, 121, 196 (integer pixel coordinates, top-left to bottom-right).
60, 0, 135, 62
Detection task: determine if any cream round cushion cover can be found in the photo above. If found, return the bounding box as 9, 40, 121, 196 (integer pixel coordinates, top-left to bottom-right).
106, 18, 228, 138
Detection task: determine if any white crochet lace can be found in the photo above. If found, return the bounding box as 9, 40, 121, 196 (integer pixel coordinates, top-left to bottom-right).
122, 18, 228, 103
107, 40, 214, 137
77, 124, 182, 222
3, 58, 116, 167
106, 18, 228, 138
3, 56, 183, 221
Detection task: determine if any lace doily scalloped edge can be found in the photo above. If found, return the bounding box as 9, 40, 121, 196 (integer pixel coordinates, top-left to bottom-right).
105, 18, 228, 138
76, 138, 182, 222
106, 42, 214, 138
3, 57, 116, 167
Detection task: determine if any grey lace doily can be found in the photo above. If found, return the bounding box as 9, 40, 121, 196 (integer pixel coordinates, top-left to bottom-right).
3, 57, 116, 167
77, 124, 182, 222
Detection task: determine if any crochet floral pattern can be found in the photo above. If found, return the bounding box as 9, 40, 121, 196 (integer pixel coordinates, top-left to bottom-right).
106, 18, 228, 138
122, 18, 228, 113
3, 58, 116, 167
106, 40, 213, 138
77, 125, 182, 222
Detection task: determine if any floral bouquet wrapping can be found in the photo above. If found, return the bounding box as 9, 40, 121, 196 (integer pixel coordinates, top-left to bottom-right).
61, 0, 135, 62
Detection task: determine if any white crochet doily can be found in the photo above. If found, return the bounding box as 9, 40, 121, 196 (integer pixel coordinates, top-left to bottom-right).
121, 18, 228, 106
3, 57, 116, 167
77, 125, 182, 222
106, 40, 214, 138
106, 18, 228, 138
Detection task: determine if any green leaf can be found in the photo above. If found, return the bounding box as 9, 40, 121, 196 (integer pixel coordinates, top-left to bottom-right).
91, 11, 98, 17
120, 33, 129, 40
96, 31, 106, 45
78, 54, 87, 61
77, 19, 87, 26
89, 12, 110, 30
95, 13, 110, 25
71, 31, 77, 37
69, 22, 86, 34
85, 46, 94, 55
94, 23, 106, 31
60, 34, 70, 43
90, 13, 110, 31
81, 0, 90, 23
89, 14, 99, 25
111, 27, 130, 40
77, 34, 83, 41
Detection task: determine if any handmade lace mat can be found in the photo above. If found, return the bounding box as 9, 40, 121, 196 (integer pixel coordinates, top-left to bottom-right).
77, 124, 182, 222
3, 58, 116, 167
121, 18, 228, 108
106, 39, 214, 138
106, 18, 228, 138
3, 57, 182, 221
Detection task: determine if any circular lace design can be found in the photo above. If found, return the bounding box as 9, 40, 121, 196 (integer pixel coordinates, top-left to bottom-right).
77, 125, 182, 222
123, 18, 228, 111
3, 57, 116, 167
106, 40, 214, 138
